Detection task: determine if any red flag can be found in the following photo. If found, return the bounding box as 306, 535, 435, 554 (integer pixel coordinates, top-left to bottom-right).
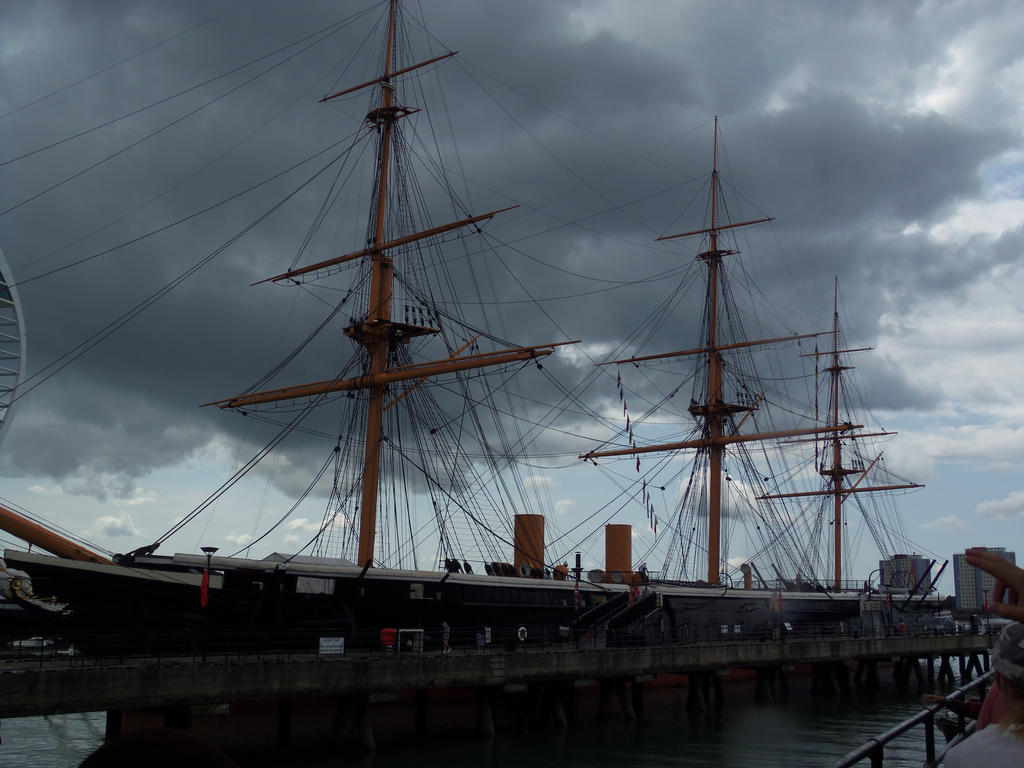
201, 567, 210, 608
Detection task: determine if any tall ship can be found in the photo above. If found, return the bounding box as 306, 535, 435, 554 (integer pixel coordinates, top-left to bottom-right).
1, 2, 937, 650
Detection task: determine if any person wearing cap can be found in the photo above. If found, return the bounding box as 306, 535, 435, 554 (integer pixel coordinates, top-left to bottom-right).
943, 621, 1024, 765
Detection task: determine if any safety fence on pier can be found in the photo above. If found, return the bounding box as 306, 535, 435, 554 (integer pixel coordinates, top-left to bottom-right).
0, 620, 992, 669
829, 671, 991, 767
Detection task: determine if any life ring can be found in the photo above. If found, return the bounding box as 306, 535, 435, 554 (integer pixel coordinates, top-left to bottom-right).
517, 625, 528, 642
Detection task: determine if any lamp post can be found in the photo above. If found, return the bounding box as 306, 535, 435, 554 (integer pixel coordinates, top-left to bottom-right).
865, 568, 882, 593
200, 546, 218, 608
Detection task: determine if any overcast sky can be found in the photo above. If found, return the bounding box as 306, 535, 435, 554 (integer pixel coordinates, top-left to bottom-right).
1, 0, 1023, 593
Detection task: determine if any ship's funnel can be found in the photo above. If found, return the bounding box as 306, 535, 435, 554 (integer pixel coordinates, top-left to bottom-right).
740, 562, 753, 590
605, 524, 631, 582
513, 514, 544, 577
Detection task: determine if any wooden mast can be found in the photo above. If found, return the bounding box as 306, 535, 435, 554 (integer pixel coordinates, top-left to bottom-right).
581, 118, 884, 581
209, 0, 575, 568
826, 280, 855, 590
759, 278, 923, 589
581, 118, 836, 585
705, 119, 726, 586
358, 0, 400, 570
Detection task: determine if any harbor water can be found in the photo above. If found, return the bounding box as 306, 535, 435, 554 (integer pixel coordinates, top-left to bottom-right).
1, 671, 968, 767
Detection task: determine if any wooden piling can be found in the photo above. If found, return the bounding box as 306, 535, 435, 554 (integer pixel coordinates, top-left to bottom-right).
276, 698, 292, 747
353, 693, 374, 751
104, 710, 122, 741
616, 679, 636, 721
631, 680, 646, 719
938, 655, 955, 685
598, 679, 614, 719
686, 672, 707, 711
908, 657, 924, 684
712, 673, 724, 709
549, 683, 568, 729
778, 666, 790, 702
834, 662, 850, 694
865, 660, 880, 690
755, 667, 775, 703
414, 689, 427, 734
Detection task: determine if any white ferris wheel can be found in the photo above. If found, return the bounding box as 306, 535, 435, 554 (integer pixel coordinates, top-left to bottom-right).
0, 248, 26, 448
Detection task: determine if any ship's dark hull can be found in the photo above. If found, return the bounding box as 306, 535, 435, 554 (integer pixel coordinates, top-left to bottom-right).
1, 550, 935, 656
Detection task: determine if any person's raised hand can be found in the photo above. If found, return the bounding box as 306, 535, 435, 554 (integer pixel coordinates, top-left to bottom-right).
965, 547, 1024, 622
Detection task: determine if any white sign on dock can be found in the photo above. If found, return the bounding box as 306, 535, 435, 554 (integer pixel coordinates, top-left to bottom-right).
319, 637, 345, 655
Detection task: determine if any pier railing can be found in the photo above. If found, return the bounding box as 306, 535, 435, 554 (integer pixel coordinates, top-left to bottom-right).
829, 671, 991, 768
0, 620, 979, 666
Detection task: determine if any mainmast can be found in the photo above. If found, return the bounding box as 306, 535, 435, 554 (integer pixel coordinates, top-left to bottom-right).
760, 278, 922, 589
582, 119, 856, 584
359, 0, 400, 572
208, 0, 573, 568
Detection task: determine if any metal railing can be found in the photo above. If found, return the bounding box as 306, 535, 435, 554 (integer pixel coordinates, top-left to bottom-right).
829, 671, 992, 767
0, 621, 988, 673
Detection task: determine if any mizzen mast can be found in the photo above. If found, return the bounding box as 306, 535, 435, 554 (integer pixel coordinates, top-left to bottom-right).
759, 278, 922, 589
581, 118, 856, 584
209, 0, 573, 568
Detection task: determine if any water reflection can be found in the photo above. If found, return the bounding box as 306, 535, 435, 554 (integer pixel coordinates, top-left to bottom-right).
2, 674, 965, 767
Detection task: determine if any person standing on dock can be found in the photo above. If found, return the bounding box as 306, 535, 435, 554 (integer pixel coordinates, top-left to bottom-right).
943, 621, 1024, 765
442, 620, 451, 654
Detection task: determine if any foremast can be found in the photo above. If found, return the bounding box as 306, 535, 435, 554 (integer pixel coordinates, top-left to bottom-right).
759, 279, 923, 589
208, 0, 573, 567
581, 119, 857, 585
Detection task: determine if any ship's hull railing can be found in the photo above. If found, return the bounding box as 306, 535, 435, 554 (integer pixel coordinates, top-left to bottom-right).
829, 670, 992, 768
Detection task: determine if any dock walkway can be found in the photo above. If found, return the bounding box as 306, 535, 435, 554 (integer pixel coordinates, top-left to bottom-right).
0, 634, 993, 719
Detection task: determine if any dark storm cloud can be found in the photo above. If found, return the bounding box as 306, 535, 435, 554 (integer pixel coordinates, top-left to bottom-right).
0, 0, 1019, 504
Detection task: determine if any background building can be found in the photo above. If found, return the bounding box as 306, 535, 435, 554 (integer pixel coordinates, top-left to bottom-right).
953, 547, 1016, 612
878, 554, 934, 593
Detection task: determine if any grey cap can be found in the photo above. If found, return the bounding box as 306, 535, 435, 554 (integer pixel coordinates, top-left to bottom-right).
993, 622, 1024, 685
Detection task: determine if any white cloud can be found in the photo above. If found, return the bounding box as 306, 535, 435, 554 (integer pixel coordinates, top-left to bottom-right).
88, 512, 141, 538
975, 490, 1024, 520
286, 517, 320, 532
927, 198, 1024, 244
225, 532, 253, 546
112, 486, 156, 507
921, 514, 968, 530
554, 499, 576, 516
562, 341, 614, 368
27, 483, 63, 495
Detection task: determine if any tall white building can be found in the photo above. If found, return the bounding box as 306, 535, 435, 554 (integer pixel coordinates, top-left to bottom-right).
953, 547, 1016, 612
